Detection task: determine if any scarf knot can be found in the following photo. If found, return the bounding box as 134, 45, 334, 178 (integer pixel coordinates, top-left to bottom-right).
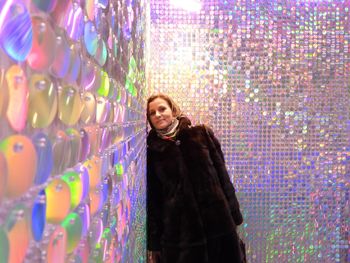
156, 118, 179, 139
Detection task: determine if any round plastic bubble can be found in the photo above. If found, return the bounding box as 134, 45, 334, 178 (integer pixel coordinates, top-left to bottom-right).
79, 60, 96, 91
80, 92, 96, 124
5, 65, 28, 132
66, 45, 81, 83
91, 67, 102, 92
61, 171, 83, 210
77, 204, 90, 237
107, 102, 115, 123
101, 205, 110, 229
115, 87, 122, 103
90, 218, 103, 247
5, 204, 30, 263
112, 125, 125, 145
61, 212, 82, 253
50, 34, 71, 79
97, 71, 110, 97
0, 0, 33, 61
79, 129, 90, 162
112, 102, 118, 123
65, 2, 84, 41
96, 97, 108, 124
47, 225, 67, 263
58, 85, 82, 126
112, 145, 121, 166
26, 16, 55, 71
0, 227, 9, 263
28, 74, 57, 128
84, 21, 98, 56
45, 178, 71, 223
101, 176, 111, 206
84, 126, 101, 157
83, 156, 101, 189
65, 128, 82, 168
0, 68, 9, 118
100, 127, 111, 153
103, 102, 112, 124
31, 190, 46, 241
51, 130, 69, 175
113, 104, 126, 125
108, 79, 116, 100
89, 188, 103, 216
32, 132, 53, 185
127, 57, 137, 83
0, 152, 7, 204
0, 135, 36, 198
75, 164, 90, 200
95, 39, 107, 66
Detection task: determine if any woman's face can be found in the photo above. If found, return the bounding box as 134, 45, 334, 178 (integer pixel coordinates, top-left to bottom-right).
148, 98, 175, 130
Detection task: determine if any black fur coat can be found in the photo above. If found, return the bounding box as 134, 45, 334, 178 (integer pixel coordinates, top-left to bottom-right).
147, 117, 243, 258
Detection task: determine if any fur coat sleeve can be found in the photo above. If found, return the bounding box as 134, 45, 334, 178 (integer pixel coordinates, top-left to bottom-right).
147, 150, 163, 251
203, 126, 243, 225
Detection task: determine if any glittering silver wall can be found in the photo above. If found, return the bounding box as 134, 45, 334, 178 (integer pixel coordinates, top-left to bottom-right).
148, 0, 350, 262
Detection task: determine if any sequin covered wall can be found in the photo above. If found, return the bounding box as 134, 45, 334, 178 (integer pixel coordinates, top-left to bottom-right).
148, 0, 349, 262
0, 0, 147, 262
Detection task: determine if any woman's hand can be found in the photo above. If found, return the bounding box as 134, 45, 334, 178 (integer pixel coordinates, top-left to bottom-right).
147, 250, 161, 263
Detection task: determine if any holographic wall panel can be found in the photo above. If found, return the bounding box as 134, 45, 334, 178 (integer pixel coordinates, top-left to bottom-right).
148, 0, 349, 262
0, 0, 147, 262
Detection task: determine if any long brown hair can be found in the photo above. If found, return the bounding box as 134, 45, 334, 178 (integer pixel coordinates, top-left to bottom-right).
146, 93, 182, 129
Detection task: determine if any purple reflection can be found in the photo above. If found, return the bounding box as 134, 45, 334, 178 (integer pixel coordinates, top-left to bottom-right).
66, 47, 81, 83
77, 203, 90, 237
66, 3, 84, 41
0, 0, 33, 61
99, 127, 111, 153
32, 133, 53, 185
80, 61, 96, 91
79, 129, 90, 162
50, 35, 70, 78
75, 164, 90, 200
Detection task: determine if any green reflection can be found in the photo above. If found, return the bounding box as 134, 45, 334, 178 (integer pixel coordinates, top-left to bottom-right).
61, 171, 82, 210
61, 213, 82, 253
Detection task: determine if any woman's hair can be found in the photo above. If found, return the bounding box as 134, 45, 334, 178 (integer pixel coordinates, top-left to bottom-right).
146, 93, 182, 128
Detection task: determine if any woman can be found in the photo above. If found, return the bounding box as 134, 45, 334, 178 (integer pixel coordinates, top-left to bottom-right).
147, 93, 244, 263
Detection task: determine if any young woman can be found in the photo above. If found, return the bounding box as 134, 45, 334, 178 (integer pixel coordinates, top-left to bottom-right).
146, 93, 245, 263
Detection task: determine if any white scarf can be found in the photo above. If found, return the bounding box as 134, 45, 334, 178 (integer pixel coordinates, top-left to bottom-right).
156, 118, 180, 139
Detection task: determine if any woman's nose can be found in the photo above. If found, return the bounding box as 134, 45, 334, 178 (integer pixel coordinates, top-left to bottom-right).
155, 111, 161, 117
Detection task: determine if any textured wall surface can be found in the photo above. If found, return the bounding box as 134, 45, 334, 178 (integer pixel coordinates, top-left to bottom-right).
0, 0, 147, 262
149, 0, 349, 262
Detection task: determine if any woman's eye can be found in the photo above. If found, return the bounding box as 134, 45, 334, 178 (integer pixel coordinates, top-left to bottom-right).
149, 111, 155, 116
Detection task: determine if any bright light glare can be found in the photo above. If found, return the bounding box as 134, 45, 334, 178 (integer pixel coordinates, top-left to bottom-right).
170, 0, 201, 12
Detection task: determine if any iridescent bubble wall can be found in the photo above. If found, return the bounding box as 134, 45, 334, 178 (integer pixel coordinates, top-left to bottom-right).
149, 0, 349, 262
0, 0, 147, 262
